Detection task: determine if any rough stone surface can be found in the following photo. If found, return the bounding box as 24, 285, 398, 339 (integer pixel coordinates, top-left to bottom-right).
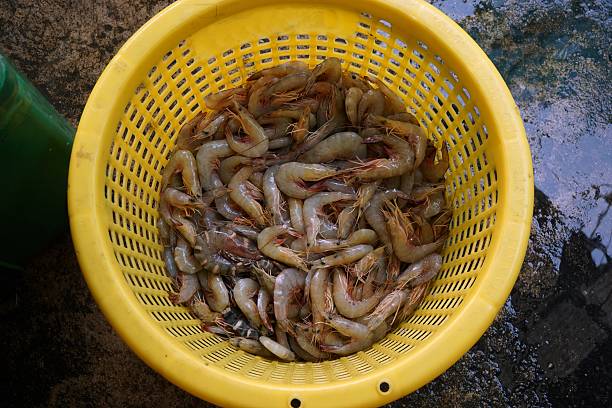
1, 0, 610, 406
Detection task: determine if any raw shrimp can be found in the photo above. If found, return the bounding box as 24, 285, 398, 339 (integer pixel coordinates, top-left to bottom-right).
341, 71, 370, 92
319, 179, 356, 195
229, 166, 269, 226
263, 72, 310, 102
399, 170, 415, 195
345, 87, 364, 126
204, 87, 247, 110
398, 283, 429, 322
309, 268, 331, 329
367, 114, 428, 169
357, 89, 385, 124
268, 137, 292, 150
366, 76, 406, 114
263, 165, 289, 226
227, 101, 269, 158
345, 229, 379, 246
294, 325, 331, 360
291, 106, 310, 144
383, 176, 401, 189
200, 271, 230, 312
286, 198, 305, 234
327, 314, 369, 340
259, 336, 296, 361
274, 268, 306, 333
365, 289, 408, 330
337, 205, 358, 239
303, 192, 354, 248
248, 76, 279, 117
415, 190, 446, 219
230, 337, 275, 358
397, 253, 443, 288
385, 201, 446, 262
355, 181, 381, 212
275, 162, 337, 199
351, 247, 386, 280
196, 140, 234, 190
306, 57, 342, 88
314, 244, 373, 268
162, 150, 201, 197
191, 296, 221, 323
170, 272, 199, 304
247, 61, 309, 81
219, 155, 260, 185
251, 264, 276, 294
275, 322, 291, 349
298, 132, 366, 163
176, 113, 206, 151
257, 288, 274, 332
350, 134, 415, 181
364, 190, 410, 251
288, 336, 318, 362
257, 225, 307, 270
161, 188, 205, 217
264, 119, 292, 140
332, 268, 384, 318
233, 278, 263, 328
163, 247, 179, 278
386, 111, 419, 125
174, 236, 200, 273
205, 225, 262, 259
249, 171, 265, 190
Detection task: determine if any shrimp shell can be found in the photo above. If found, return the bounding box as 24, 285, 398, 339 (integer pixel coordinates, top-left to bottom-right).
298, 132, 366, 164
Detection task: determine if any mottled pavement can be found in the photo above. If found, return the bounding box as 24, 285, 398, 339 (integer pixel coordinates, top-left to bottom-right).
1, 1, 610, 407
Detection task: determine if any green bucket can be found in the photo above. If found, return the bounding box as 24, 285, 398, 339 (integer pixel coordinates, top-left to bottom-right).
0, 54, 74, 270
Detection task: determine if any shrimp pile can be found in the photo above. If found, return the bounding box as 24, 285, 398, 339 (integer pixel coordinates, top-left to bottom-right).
158, 58, 451, 361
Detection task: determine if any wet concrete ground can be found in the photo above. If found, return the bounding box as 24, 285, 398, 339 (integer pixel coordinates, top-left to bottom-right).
1, 0, 610, 406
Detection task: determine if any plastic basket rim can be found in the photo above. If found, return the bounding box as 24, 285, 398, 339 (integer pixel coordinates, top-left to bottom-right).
68, 0, 533, 406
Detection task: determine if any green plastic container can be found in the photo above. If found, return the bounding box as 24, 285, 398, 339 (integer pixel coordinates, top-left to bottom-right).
0, 54, 74, 270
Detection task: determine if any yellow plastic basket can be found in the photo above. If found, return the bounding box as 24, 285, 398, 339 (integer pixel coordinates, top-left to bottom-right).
68, 0, 533, 406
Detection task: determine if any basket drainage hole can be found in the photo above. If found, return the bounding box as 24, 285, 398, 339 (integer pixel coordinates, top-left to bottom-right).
290, 398, 301, 408
379, 381, 390, 393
